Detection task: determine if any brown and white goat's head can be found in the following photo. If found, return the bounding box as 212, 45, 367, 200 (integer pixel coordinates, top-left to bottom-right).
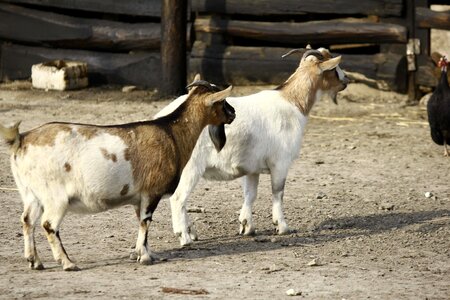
186, 79, 235, 151
316, 48, 349, 103
282, 46, 349, 106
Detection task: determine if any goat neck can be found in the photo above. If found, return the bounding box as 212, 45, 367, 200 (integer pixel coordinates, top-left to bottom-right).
167, 94, 212, 167
277, 65, 321, 116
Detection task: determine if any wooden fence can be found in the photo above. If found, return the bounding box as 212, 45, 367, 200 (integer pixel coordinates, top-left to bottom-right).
0, 0, 449, 99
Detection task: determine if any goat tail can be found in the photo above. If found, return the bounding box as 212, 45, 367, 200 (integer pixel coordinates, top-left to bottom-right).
0, 121, 21, 152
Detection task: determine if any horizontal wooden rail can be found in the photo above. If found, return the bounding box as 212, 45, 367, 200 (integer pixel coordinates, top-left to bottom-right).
195, 17, 408, 45
192, 0, 403, 17
416, 7, 450, 30
1, 0, 161, 17
0, 3, 161, 51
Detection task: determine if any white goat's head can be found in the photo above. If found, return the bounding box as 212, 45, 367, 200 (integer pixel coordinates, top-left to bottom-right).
282, 46, 349, 104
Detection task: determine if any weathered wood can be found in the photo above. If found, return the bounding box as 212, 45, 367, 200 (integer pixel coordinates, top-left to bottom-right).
0, 3, 160, 51
416, 7, 450, 30
161, 0, 187, 96
189, 42, 380, 86
192, 0, 403, 17
416, 55, 439, 88
195, 17, 407, 45
1, 0, 161, 17
375, 52, 407, 92
0, 43, 160, 87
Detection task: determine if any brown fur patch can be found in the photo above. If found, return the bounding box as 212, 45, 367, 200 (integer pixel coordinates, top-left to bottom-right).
42, 221, 55, 234
279, 66, 321, 115
124, 148, 131, 161
77, 126, 98, 140
64, 162, 71, 172
21, 123, 72, 148
120, 184, 129, 196
100, 148, 118, 162
22, 214, 29, 225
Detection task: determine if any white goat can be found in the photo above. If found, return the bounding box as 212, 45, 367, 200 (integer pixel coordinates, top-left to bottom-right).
156, 47, 349, 246
0, 82, 234, 271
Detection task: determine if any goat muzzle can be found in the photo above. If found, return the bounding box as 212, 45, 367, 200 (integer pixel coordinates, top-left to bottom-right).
224, 100, 236, 124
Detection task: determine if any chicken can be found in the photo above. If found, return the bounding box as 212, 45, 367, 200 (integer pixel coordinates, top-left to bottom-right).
427, 56, 450, 156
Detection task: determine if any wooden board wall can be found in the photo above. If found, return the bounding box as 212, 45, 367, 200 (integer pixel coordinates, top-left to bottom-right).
0, 43, 161, 87
0, 3, 160, 51
195, 17, 408, 45
1, 0, 161, 17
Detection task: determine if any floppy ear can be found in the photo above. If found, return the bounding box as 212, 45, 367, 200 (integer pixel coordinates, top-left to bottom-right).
208, 124, 226, 152
319, 56, 341, 72
205, 85, 233, 106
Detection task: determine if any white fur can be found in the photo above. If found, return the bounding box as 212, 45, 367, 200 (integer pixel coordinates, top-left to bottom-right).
10, 126, 143, 270
12, 127, 138, 214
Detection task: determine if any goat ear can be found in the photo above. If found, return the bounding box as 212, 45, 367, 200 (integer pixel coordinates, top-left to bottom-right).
208, 124, 226, 152
319, 56, 341, 71
206, 85, 233, 106
193, 73, 201, 81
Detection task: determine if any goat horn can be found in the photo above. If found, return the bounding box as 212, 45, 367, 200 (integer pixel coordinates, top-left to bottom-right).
281, 48, 306, 58
302, 49, 324, 61
186, 80, 220, 92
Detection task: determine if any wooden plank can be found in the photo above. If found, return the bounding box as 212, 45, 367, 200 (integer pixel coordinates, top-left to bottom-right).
189, 42, 379, 86
160, 0, 187, 96
0, 3, 160, 51
416, 55, 439, 87
0, 43, 160, 87
1, 0, 161, 17
192, 0, 403, 17
375, 52, 406, 92
416, 7, 450, 30
194, 17, 408, 45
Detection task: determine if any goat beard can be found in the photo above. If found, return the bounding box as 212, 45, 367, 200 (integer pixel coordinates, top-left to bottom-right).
332, 93, 338, 104
208, 124, 226, 152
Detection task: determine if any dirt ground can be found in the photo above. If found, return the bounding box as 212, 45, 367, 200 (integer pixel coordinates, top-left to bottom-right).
0, 81, 449, 299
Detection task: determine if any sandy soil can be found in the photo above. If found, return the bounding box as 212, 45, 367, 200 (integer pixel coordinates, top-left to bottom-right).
0, 82, 449, 299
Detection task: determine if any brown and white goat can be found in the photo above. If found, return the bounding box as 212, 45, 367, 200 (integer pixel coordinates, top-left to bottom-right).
0, 82, 234, 271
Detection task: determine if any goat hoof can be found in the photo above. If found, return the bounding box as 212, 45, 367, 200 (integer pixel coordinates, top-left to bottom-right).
63, 264, 80, 271
32, 263, 44, 270
179, 235, 193, 247
188, 228, 198, 241
242, 227, 255, 236
138, 254, 153, 265
27, 257, 44, 270
129, 252, 138, 261
29, 262, 44, 270
276, 226, 291, 235
239, 221, 255, 236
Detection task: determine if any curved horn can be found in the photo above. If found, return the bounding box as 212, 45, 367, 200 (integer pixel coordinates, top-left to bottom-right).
186, 80, 220, 92
302, 49, 324, 61
281, 48, 306, 58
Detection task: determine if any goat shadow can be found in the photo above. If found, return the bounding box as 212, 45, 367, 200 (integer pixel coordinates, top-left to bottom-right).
81, 209, 450, 270
161, 209, 450, 260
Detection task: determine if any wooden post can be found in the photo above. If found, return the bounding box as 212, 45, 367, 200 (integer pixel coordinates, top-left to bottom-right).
161, 0, 187, 97
406, 0, 417, 102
